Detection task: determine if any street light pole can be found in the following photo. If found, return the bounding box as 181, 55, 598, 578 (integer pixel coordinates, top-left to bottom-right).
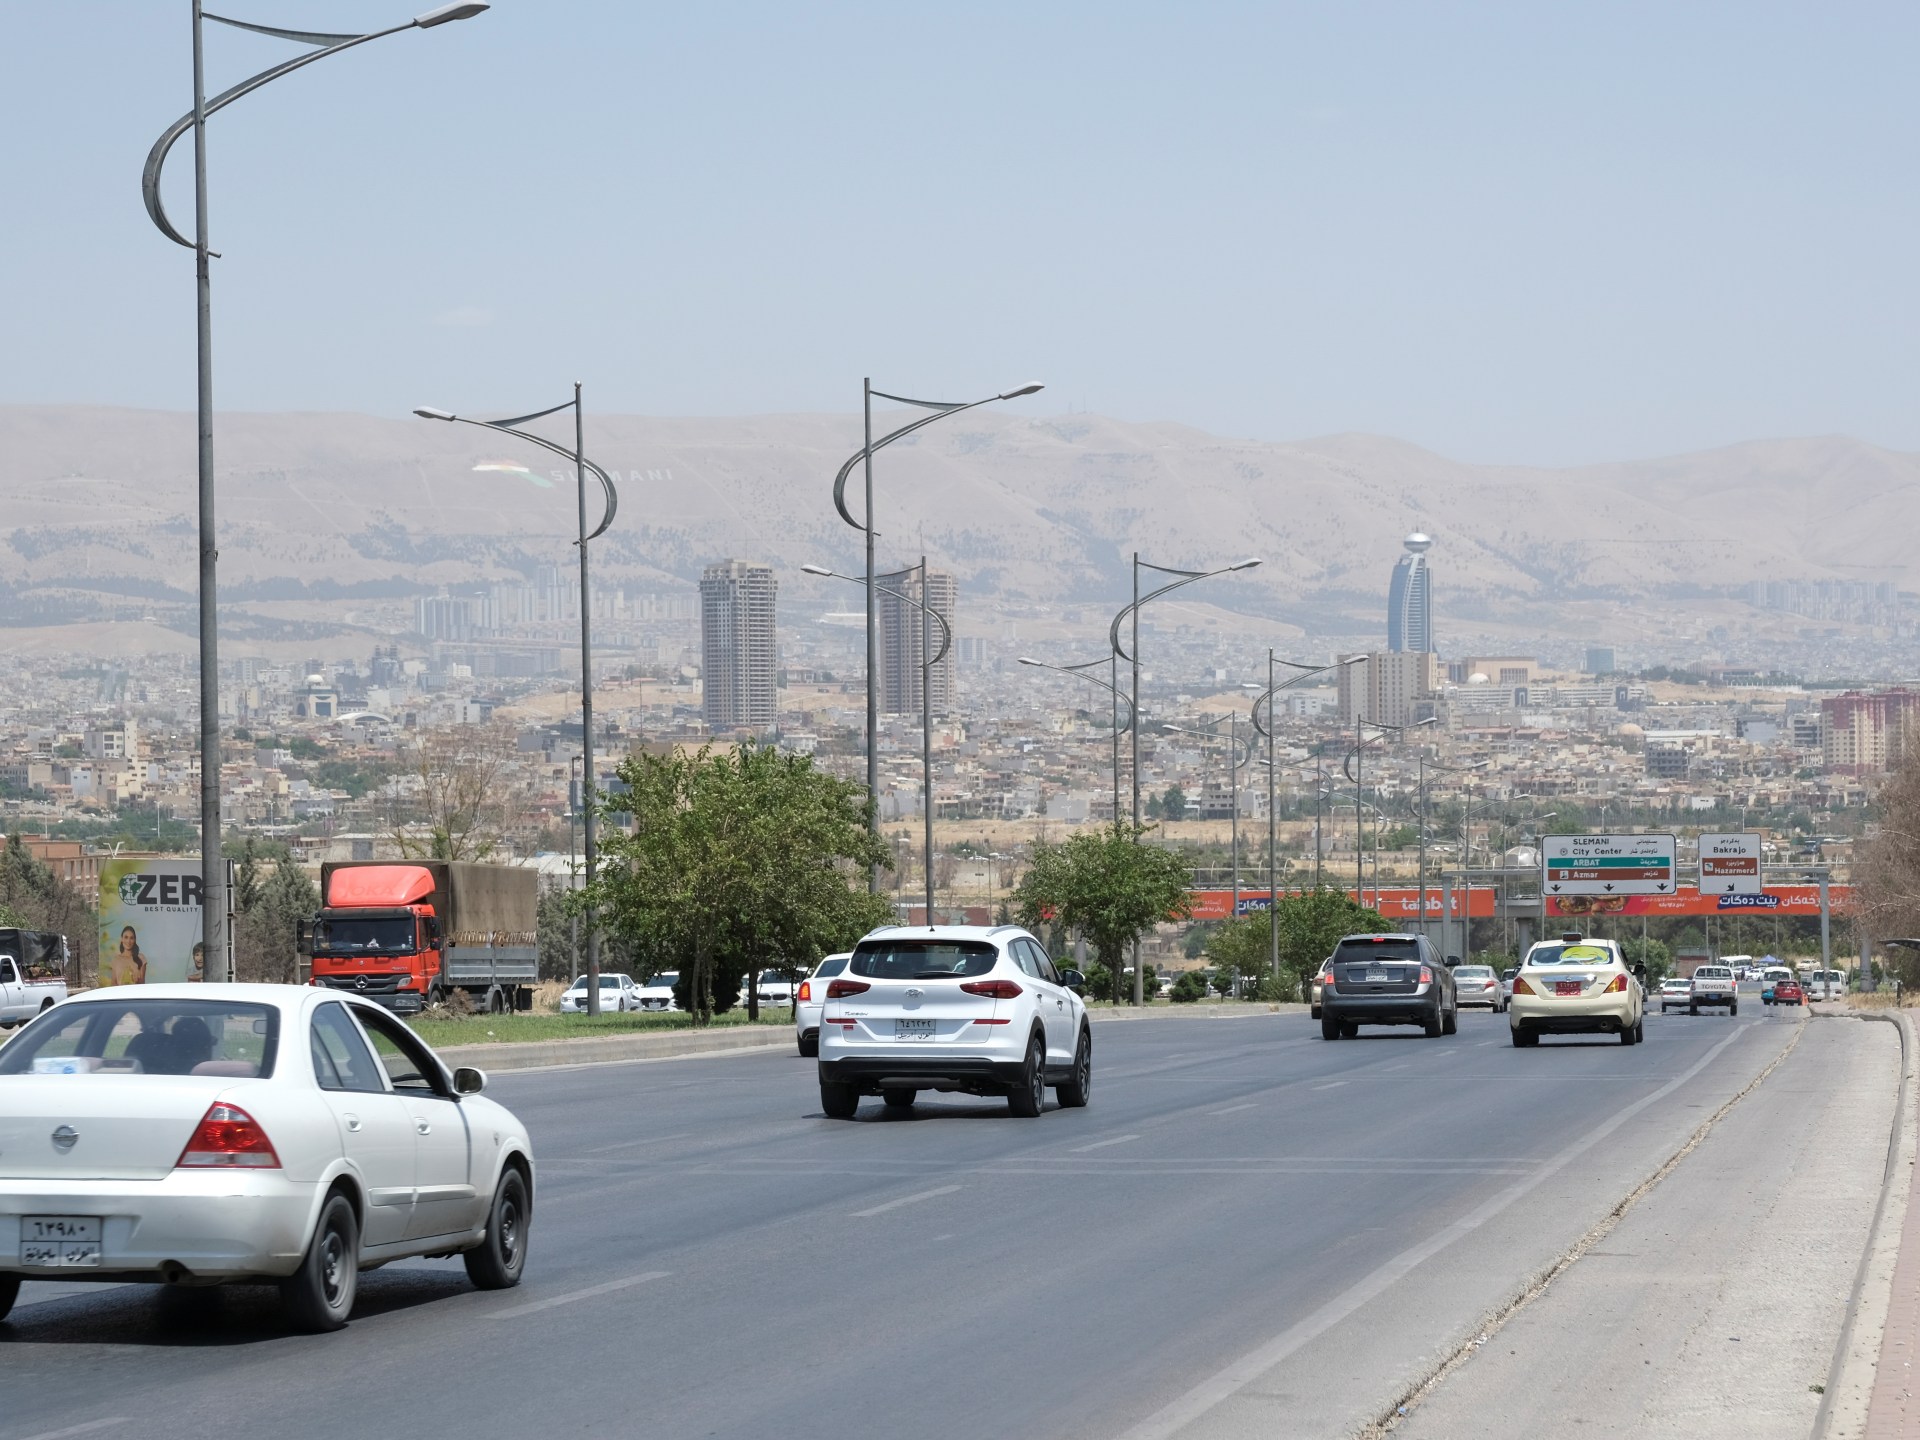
414, 393, 618, 1012
1017, 656, 1135, 830
143, 0, 487, 980
831, 381, 1043, 891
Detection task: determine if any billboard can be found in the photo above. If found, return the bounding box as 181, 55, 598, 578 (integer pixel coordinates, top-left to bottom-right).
1188, 887, 1499, 923
98, 858, 206, 986
1546, 884, 1848, 919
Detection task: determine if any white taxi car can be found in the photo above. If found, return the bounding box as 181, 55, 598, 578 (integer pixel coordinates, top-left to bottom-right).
817, 925, 1089, 1118
0, 984, 533, 1332
1509, 933, 1645, 1047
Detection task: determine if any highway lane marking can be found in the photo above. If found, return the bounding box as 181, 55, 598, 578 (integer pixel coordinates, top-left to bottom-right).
1070, 1134, 1141, 1152
585, 1132, 695, 1154
487, 1270, 671, 1318
851, 1185, 962, 1218
1311, 1081, 1347, 1090
14, 1422, 130, 1440
1113, 1021, 1755, 1440
1208, 1103, 1258, 1116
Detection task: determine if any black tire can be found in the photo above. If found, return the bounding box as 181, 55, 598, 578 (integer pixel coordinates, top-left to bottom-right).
1007, 1034, 1046, 1117
1442, 1005, 1458, 1036
1620, 1019, 1637, 1046
1339, 1020, 1359, 1039
882, 1088, 917, 1110
1310, 1006, 1320, 1020
1730, 1002, 1738, 1017
464, 1166, 530, 1290
1424, 1008, 1444, 1039
280, 1192, 359, 1333
0, 1273, 18, 1323
797, 1030, 818, 1058
1056, 1028, 1092, 1108
1321, 1012, 1341, 1041
820, 1079, 859, 1120
1689, 1003, 1699, 1016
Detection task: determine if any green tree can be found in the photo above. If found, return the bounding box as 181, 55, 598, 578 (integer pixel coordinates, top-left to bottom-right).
0, 835, 96, 983
1170, 970, 1210, 1002
580, 742, 892, 1025
1205, 889, 1388, 1000
1160, 784, 1189, 822
1011, 823, 1193, 1004
233, 855, 319, 984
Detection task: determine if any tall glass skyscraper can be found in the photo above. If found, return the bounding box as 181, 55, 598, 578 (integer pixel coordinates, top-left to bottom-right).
1387, 533, 1433, 653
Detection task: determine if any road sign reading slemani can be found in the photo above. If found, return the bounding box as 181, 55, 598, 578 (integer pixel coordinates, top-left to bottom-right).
1697, 832, 1764, 896
1542, 834, 1678, 896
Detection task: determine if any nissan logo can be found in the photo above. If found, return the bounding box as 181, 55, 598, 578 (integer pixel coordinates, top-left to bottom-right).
51, 1125, 78, 1150
905, 988, 923, 998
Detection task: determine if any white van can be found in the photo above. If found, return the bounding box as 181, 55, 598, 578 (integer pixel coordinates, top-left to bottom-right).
1804, 969, 1847, 1001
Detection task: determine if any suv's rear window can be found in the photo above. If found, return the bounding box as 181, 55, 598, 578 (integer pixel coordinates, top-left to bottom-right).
851, 941, 998, 980
1334, 939, 1420, 963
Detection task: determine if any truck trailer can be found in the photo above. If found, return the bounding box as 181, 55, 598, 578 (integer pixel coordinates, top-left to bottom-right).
300, 860, 538, 1015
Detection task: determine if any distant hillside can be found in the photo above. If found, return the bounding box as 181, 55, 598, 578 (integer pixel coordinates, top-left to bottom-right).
2, 404, 1914, 660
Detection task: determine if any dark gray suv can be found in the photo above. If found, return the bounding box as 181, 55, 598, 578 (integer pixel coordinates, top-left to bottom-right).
1319, 932, 1460, 1039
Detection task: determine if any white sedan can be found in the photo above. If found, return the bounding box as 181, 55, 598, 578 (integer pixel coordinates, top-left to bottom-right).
794, 953, 852, 1057
0, 984, 533, 1332
559, 973, 642, 1013
636, 973, 679, 1012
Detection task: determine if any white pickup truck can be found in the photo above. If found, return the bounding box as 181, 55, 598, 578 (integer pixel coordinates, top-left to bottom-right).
0, 930, 70, 1028
1688, 962, 1738, 1016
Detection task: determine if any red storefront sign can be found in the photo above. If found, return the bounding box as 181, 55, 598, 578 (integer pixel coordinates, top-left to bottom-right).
1545, 884, 1847, 918
1186, 887, 1499, 922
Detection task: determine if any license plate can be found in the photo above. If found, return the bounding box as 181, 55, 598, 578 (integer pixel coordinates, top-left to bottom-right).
20, 1215, 101, 1268
1555, 980, 1583, 997
894, 1018, 936, 1040
1366, 969, 1389, 983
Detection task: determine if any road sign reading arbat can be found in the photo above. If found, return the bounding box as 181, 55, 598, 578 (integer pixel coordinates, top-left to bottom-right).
1542, 834, 1678, 896
1697, 832, 1764, 896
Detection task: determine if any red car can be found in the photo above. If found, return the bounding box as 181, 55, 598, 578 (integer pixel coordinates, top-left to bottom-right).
1772, 978, 1805, 1006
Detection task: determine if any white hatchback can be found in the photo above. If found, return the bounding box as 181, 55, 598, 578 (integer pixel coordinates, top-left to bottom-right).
0, 984, 533, 1332
817, 925, 1090, 1118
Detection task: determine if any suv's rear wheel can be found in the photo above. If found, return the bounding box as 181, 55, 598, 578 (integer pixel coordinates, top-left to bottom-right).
882, 1088, 916, 1110
1442, 1005, 1458, 1036
1320, 1012, 1341, 1041
1007, 1034, 1046, 1117
1056, 1028, 1092, 1108
1424, 1009, 1444, 1039
820, 1079, 859, 1120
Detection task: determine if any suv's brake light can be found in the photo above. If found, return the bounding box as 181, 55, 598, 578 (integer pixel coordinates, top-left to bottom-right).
826, 979, 870, 1000
960, 979, 1022, 999
177, 1102, 280, 1169
1419, 966, 1433, 984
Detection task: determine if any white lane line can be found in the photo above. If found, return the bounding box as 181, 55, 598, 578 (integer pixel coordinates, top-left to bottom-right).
16, 1422, 131, 1440
584, 1132, 694, 1154
850, 1185, 962, 1218
1115, 1022, 1754, 1440
488, 1270, 670, 1318
1478, 1040, 1497, 1047
1208, 1103, 1258, 1116
1070, 1134, 1141, 1153
1311, 1081, 1347, 1091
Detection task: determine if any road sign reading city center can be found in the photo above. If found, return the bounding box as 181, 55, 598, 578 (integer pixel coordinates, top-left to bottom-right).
1542, 834, 1678, 896
1697, 832, 1764, 896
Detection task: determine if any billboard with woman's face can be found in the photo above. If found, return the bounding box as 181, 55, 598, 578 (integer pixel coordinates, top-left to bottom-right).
98, 859, 205, 986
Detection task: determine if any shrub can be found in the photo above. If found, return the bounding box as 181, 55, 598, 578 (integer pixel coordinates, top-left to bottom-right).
1170, 971, 1211, 1003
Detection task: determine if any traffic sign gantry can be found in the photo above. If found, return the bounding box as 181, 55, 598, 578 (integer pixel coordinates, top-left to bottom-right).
1697, 832, 1764, 896
1542, 834, 1678, 896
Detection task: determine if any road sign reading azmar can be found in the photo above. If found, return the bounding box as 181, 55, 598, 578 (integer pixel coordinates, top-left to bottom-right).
1542, 835, 1678, 896
1697, 832, 1764, 896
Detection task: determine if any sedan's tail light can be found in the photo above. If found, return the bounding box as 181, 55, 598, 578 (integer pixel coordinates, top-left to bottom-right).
1512, 976, 1535, 996
797, 980, 812, 1002
177, 1102, 280, 1169
1604, 974, 1628, 993
826, 979, 870, 999
960, 979, 1023, 999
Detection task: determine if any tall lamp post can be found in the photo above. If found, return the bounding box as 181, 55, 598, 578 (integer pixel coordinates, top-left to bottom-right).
1416, 755, 1487, 942
142, 0, 488, 980
414, 391, 618, 1012
805, 562, 951, 922
831, 381, 1042, 891
1162, 719, 1255, 920
1343, 716, 1436, 907
1109, 555, 1261, 1003
1018, 654, 1136, 827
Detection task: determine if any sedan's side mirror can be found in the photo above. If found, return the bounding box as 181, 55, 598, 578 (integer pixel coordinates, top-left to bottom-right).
1059, 968, 1087, 995
452, 1066, 487, 1095
1443, 955, 1461, 969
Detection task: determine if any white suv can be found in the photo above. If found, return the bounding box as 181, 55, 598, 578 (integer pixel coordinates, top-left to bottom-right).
817, 925, 1090, 1119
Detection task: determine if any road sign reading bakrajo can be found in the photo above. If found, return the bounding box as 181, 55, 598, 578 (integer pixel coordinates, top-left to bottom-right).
1542, 834, 1678, 896
1697, 832, 1764, 896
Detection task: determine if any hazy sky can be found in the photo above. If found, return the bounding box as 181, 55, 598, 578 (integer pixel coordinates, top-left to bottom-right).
5, 2, 1915, 466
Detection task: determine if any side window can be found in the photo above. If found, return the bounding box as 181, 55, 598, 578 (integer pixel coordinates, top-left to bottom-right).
311, 1003, 387, 1093
1007, 941, 1040, 979
352, 1004, 448, 1096
1030, 943, 1062, 985
0, 956, 18, 985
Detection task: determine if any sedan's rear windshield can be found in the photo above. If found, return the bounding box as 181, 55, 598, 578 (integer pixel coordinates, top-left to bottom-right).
0, 999, 279, 1078
815, 957, 849, 978
1334, 940, 1420, 963
1527, 944, 1614, 966
851, 941, 998, 980
1454, 966, 1494, 979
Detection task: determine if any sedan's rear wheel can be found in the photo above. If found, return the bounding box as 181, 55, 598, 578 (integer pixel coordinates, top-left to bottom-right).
1056, 1028, 1092, 1107
1620, 1019, 1638, 1046
797, 1029, 819, 1058
1007, 1034, 1046, 1117
820, 1079, 859, 1120
281, 1193, 358, 1333
1510, 1025, 1535, 1048
882, 1088, 917, 1110
464, 1166, 529, 1290
0, 1273, 19, 1322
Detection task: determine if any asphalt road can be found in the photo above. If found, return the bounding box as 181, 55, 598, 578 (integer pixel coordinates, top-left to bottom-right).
0, 1005, 1819, 1440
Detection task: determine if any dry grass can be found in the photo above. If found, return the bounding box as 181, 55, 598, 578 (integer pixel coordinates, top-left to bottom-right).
532, 978, 568, 1014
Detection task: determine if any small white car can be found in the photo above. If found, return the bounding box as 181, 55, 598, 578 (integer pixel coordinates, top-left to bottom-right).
750, 969, 798, 1009
559, 973, 641, 1013
1657, 976, 1694, 1012
795, 953, 851, 1057
635, 973, 680, 1012
1509, 934, 1645, 1047
0, 984, 533, 1332
817, 925, 1090, 1118
1452, 964, 1505, 1011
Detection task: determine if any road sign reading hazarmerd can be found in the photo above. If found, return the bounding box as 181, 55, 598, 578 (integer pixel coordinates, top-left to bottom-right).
1542, 835, 1678, 896
1697, 832, 1764, 896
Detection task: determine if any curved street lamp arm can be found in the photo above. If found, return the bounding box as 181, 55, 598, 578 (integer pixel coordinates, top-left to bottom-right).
869, 582, 953, 669
1109, 571, 1218, 662
1022, 658, 1136, 735
1248, 659, 1347, 739
441, 414, 618, 542
142, 18, 418, 249
831, 390, 1018, 532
